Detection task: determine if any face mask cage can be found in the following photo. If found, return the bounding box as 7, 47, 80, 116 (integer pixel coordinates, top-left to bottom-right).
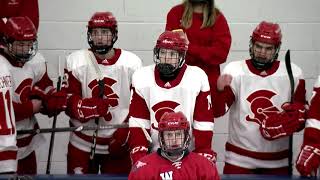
7, 39, 38, 63
87, 27, 118, 54
153, 48, 185, 76
159, 129, 190, 158
249, 40, 280, 70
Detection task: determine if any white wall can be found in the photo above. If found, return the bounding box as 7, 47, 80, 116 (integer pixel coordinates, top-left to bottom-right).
35, 0, 320, 174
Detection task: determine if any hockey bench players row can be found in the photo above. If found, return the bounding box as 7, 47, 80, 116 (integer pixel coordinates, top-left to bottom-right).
0, 12, 320, 178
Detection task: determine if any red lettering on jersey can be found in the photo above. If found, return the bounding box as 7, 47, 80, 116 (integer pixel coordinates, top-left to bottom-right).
246, 90, 279, 125
0, 90, 15, 135
15, 78, 32, 102
88, 77, 119, 121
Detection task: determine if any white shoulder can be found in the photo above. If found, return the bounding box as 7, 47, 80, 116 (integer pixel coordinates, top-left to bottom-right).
26, 52, 47, 78
187, 65, 207, 77
66, 49, 91, 71
132, 65, 154, 87
0, 54, 11, 67
27, 52, 46, 64
222, 61, 244, 76
120, 50, 143, 67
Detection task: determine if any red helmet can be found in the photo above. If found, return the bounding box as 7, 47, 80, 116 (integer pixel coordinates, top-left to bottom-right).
4, 16, 37, 41
4, 17, 38, 64
158, 112, 190, 160
155, 31, 188, 54
158, 112, 190, 132
88, 12, 117, 30
87, 12, 118, 54
251, 21, 282, 46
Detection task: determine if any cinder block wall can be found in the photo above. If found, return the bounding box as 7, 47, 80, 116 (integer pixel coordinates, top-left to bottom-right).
35, 0, 320, 174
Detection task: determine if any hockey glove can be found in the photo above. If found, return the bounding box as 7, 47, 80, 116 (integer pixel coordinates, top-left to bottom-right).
67, 96, 110, 122
42, 91, 68, 117
29, 86, 52, 100
260, 102, 306, 140
296, 145, 320, 176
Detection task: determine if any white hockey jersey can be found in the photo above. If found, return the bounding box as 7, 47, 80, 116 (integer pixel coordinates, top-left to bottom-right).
0, 52, 50, 159
0, 57, 17, 173
129, 64, 214, 153
219, 60, 306, 169
64, 49, 142, 154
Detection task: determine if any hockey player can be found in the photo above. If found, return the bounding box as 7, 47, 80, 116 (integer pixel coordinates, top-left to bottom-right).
1, 16, 54, 174
61, 12, 142, 174
296, 76, 320, 176
214, 21, 307, 174
129, 112, 219, 180
128, 30, 215, 165
0, 62, 17, 174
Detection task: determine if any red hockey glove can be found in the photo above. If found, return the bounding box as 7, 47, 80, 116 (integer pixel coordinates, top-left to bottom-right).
260, 102, 306, 140
68, 96, 109, 122
29, 86, 53, 100
130, 146, 148, 165
194, 150, 217, 163
108, 128, 129, 157
42, 91, 68, 117
296, 145, 320, 176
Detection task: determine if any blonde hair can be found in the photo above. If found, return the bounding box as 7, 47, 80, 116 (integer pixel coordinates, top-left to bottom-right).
181, 0, 218, 29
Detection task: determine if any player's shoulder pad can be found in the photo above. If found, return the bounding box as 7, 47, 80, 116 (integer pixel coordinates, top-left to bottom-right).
0, 54, 11, 66
222, 60, 244, 76
27, 52, 46, 65
66, 49, 92, 70
119, 49, 142, 66
132, 65, 154, 87
186, 65, 208, 79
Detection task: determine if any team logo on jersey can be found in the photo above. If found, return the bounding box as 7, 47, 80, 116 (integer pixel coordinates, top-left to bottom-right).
151, 101, 180, 129
246, 90, 280, 125
88, 77, 119, 121
160, 171, 173, 180
15, 78, 32, 102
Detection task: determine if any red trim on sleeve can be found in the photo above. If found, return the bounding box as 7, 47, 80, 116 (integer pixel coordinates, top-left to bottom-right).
303, 127, 320, 149
193, 90, 213, 122
308, 87, 320, 120
213, 86, 235, 118
13, 101, 33, 121
193, 129, 213, 153
293, 79, 307, 104
129, 88, 150, 120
